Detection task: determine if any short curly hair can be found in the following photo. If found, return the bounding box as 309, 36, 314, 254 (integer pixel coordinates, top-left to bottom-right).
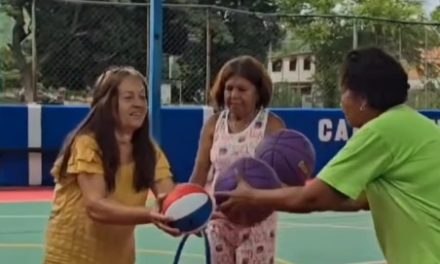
340, 47, 410, 111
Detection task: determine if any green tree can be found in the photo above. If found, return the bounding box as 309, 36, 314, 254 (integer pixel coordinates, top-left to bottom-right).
34, 1, 151, 90
276, 0, 436, 107
1, 0, 283, 105
0, 0, 33, 100
0, 0, 189, 96
170, 0, 284, 104
432, 6, 440, 21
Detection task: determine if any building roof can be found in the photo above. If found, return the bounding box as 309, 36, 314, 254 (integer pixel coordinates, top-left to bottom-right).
270, 32, 312, 60
269, 51, 314, 60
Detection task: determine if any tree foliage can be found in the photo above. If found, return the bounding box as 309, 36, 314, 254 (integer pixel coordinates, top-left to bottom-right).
168, 0, 284, 104
1, 0, 438, 106
0, 0, 283, 104
276, 0, 439, 107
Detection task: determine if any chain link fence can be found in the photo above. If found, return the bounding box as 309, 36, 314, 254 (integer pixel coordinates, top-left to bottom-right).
269, 15, 440, 108
1, 0, 440, 108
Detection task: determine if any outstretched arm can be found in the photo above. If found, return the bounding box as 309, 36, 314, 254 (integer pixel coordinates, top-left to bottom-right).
255, 179, 368, 212
218, 178, 368, 214
78, 174, 170, 225
217, 126, 391, 214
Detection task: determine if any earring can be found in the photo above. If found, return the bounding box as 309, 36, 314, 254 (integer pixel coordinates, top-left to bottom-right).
360, 105, 366, 111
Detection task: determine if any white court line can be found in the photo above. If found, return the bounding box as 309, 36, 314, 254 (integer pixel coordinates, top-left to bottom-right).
280, 211, 372, 219
0, 215, 48, 219
0, 215, 372, 231
345, 261, 386, 264
277, 221, 372, 230
0, 215, 374, 264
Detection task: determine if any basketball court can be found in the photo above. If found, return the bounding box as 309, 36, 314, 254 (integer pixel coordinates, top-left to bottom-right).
0, 188, 385, 264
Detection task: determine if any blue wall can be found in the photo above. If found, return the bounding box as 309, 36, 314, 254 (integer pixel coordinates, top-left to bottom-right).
0, 105, 29, 186
1, 104, 440, 186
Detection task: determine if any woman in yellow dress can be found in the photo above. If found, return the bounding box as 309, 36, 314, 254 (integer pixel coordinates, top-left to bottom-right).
43, 66, 180, 264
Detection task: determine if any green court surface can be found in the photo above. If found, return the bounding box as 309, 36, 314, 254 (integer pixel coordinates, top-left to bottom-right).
0, 202, 385, 264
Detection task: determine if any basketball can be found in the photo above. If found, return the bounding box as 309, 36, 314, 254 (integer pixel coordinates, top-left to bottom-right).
213, 157, 282, 226
255, 129, 316, 186
161, 183, 214, 234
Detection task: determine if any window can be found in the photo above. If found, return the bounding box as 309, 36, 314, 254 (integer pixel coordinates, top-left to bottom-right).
272, 59, 282, 72
289, 58, 297, 71
303, 56, 311, 71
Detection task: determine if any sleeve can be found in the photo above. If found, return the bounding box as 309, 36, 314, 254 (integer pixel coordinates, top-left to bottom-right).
62, 134, 104, 176
154, 145, 173, 182
318, 127, 393, 200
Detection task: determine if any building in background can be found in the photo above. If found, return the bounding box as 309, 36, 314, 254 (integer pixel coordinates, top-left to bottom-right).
267, 51, 316, 107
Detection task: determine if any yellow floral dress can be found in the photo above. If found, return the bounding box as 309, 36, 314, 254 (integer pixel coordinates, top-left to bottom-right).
43, 134, 173, 264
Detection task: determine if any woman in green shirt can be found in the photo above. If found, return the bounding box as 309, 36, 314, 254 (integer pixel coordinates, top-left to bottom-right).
216, 47, 440, 264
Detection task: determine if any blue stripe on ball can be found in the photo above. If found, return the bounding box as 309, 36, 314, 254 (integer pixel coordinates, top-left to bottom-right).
165, 193, 214, 233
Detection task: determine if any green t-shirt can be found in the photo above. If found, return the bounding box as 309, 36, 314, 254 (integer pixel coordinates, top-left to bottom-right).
319, 104, 440, 264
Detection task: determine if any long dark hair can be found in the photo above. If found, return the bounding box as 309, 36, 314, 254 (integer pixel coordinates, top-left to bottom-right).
57, 66, 157, 192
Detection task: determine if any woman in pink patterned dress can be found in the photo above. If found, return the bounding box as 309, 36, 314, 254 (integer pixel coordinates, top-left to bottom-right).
190, 55, 286, 264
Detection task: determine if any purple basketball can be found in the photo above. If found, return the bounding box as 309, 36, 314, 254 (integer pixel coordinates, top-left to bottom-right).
213, 157, 282, 226
255, 129, 316, 186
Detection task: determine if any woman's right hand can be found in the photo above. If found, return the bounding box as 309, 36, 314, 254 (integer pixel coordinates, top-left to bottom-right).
150, 192, 182, 237
148, 205, 183, 237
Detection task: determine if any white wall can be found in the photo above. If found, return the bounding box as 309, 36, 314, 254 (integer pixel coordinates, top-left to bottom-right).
268, 54, 315, 83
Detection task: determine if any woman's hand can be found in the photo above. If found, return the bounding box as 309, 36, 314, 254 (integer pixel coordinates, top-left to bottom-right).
214, 169, 258, 212
150, 208, 182, 237
151, 193, 182, 237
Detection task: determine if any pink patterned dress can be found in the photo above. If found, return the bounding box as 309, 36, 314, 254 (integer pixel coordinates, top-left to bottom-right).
206, 108, 277, 264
